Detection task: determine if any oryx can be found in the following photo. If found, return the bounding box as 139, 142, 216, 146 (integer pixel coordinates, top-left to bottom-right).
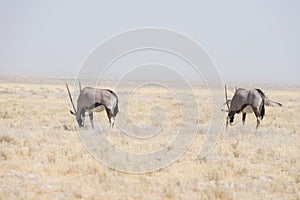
224, 86, 282, 129
66, 83, 119, 128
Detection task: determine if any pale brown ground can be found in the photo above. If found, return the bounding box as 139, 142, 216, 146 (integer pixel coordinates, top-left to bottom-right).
0, 77, 299, 200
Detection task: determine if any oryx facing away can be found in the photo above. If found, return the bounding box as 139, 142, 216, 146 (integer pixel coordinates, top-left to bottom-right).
224, 86, 282, 129
66, 83, 119, 128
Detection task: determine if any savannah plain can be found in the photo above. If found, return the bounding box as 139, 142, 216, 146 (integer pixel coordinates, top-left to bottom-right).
0, 76, 299, 200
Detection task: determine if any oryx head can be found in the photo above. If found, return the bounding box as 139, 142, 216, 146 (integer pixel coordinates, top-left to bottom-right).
223, 85, 236, 126
66, 83, 83, 127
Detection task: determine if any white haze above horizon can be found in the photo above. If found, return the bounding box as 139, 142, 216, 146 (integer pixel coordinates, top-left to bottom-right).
0, 1, 300, 85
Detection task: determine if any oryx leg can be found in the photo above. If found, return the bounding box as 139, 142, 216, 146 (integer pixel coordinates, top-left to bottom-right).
242, 113, 246, 126
89, 112, 94, 129
226, 115, 231, 128
80, 107, 87, 127
105, 108, 114, 128
110, 117, 115, 128
252, 107, 261, 129
226, 116, 229, 128
228, 111, 236, 126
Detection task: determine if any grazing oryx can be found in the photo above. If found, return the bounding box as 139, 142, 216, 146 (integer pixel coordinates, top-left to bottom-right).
66, 83, 119, 128
224, 86, 282, 129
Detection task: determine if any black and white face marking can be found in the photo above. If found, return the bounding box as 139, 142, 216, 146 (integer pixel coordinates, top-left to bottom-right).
77, 117, 83, 127
228, 111, 235, 125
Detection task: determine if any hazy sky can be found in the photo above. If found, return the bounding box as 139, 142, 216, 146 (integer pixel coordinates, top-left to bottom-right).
0, 1, 299, 84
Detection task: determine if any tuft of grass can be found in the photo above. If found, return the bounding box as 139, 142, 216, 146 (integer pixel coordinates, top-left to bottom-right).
0, 151, 8, 160
0, 111, 11, 119
0, 135, 15, 143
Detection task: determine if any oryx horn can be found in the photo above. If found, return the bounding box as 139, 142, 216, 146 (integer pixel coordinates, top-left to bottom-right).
225, 85, 230, 110
79, 81, 81, 91
66, 83, 77, 114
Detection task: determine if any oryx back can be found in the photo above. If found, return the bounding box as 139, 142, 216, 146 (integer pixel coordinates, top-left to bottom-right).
78, 87, 118, 113
229, 88, 250, 113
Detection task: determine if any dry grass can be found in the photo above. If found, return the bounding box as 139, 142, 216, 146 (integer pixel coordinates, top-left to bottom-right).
0, 77, 299, 199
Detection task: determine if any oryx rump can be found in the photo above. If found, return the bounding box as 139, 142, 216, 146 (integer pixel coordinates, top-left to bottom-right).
66, 83, 118, 128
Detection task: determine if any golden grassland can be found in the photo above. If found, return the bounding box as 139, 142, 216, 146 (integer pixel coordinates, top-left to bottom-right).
0, 77, 299, 199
